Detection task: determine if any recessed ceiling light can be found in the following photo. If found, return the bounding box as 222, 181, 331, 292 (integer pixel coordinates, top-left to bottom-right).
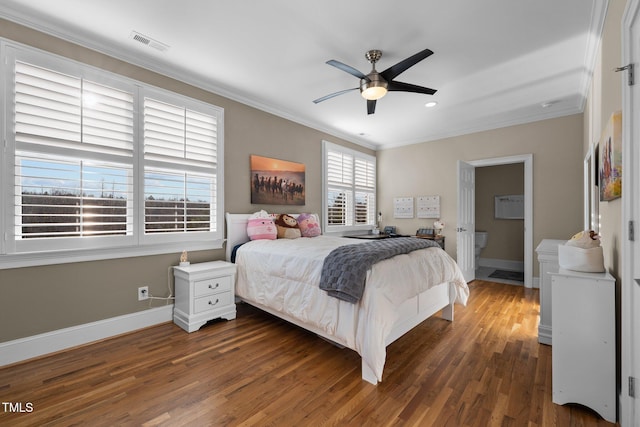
425, 101, 438, 108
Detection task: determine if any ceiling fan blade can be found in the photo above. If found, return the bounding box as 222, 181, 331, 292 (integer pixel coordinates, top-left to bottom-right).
387, 80, 437, 95
313, 87, 359, 104
326, 60, 368, 80
367, 99, 376, 115
380, 48, 434, 81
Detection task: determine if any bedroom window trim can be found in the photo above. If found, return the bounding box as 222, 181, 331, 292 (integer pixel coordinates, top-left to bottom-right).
322, 140, 376, 235
0, 41, 225, 269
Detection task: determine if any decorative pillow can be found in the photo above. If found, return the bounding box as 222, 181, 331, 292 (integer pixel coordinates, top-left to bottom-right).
297, 213, 321, 237
247, 210, 277, 240
274, 214, 302, 239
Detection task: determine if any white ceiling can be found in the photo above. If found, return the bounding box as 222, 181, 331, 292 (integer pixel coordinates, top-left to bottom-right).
0, 0, 607, 150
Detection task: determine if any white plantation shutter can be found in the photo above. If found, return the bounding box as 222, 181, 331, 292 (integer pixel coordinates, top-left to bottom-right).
143, 98, 218, 167
13, 59, 135, 247
326, 150, 354, 226
327, 150, 353, 186
15, 61, 81, 148
354, 158, 376, 224
323, 141, 376, 231
82, 80, 134, 154
15, 61, 134, 156
14, 154, 133, 240
143, 95, 221, 235
2, 45, 225, 262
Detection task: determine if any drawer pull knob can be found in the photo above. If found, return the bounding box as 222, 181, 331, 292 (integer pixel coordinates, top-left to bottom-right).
208, 283, 219, 289
209, 298, 219, 306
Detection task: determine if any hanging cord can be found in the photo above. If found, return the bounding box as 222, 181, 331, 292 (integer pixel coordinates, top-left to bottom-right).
146, 266, 176, 306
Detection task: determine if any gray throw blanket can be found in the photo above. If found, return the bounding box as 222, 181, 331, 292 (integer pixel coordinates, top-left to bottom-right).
319, 237, 440, 303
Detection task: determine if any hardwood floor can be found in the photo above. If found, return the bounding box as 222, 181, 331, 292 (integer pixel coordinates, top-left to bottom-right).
0, 281, 617, 426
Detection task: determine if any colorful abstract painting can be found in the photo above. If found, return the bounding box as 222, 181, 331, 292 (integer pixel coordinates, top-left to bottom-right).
599, 111, 622, 202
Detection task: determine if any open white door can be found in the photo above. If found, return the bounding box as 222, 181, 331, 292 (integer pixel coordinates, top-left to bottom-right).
457, 161, 475, 282
622, 2, 640, 425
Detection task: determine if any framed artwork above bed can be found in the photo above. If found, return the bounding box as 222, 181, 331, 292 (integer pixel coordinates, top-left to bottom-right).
250, 155, 305, 205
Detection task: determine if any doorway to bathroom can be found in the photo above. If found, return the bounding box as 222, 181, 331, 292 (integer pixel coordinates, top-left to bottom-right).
456, 154, 533, 287
475, 163, 525, 285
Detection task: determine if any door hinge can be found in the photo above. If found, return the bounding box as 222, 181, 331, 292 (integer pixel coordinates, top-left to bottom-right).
629, 220, 635, 241
630, 376, 636, 398
616, 63, 635, 85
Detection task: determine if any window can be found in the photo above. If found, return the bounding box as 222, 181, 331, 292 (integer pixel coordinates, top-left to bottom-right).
12, 60, 135, 253
1, 43, 224, 267
142, 94, 220, 240
322, 141, 376, 233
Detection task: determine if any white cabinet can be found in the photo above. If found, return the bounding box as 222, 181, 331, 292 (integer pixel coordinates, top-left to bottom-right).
173, 261, 237, 333
551, 269, 616, 423
536, 239, 564, 345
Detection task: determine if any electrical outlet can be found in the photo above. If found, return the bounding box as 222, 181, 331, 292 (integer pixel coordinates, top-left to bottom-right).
138, 286, 149, 301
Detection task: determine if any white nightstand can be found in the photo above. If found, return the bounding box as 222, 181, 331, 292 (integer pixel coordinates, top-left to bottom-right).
173, 261, 237, 332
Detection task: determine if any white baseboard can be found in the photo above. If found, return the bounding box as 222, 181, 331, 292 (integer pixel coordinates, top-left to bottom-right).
538, 324, 552, 345
0, 305, 174, 367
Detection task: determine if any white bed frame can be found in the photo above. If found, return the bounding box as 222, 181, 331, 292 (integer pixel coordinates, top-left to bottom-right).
225, 212, 454, 384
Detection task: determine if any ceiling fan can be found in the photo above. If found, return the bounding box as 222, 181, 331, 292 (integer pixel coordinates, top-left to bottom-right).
313, 48, 437, 115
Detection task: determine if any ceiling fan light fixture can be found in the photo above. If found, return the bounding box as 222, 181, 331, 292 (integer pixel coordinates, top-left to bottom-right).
361, 85, 387, 100
360, 75, 388, 100
316, 48, 436, 114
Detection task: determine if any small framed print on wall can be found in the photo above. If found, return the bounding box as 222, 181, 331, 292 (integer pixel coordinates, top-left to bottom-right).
393, 197, 414, 218
417, 195, 440, 219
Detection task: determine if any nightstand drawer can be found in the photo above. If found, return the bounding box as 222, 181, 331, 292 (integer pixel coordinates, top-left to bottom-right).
194, 276, 232, 297
194, 291, 233, 313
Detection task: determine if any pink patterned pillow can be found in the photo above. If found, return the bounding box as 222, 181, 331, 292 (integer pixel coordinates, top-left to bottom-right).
247, 218, 277, 240
297, 213, 321, 237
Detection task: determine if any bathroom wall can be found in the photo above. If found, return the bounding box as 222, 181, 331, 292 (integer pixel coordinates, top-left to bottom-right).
475, 164, 525, 267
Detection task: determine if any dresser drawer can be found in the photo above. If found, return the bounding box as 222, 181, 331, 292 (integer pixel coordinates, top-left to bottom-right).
194, 275, 232, 297
194, 291, 233, 313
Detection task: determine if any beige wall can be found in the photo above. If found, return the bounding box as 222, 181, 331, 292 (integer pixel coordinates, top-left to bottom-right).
0, 19, 370, 343
582, 2, 627, 417
377, 113, 584, 277
584, 0, 625, 282
475, 164, 525, 262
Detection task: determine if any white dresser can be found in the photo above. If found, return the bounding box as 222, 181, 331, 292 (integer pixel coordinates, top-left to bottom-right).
535, 239, 564, 345
173, 261, 237, 333
550, 268, 616, 423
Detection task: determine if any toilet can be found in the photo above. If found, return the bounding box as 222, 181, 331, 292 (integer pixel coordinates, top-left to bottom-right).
475, 231, 489, 269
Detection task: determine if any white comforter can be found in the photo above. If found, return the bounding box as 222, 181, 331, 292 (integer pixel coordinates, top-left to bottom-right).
235, 236, 469, 382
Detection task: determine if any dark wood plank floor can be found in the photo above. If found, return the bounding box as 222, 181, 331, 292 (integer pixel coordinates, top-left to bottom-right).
0, 281, 617, 426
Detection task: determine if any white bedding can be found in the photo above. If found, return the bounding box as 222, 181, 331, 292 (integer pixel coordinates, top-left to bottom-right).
235, 236, 469, 382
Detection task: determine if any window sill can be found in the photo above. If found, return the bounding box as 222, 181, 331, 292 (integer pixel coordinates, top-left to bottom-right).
0, 239, 224, 270
323, 226, 375, 237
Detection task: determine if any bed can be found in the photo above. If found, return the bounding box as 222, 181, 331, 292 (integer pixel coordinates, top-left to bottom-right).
225, 213, 469, 384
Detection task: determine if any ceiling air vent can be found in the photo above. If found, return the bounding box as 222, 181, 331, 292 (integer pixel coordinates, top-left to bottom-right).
130, 31, 169, 52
